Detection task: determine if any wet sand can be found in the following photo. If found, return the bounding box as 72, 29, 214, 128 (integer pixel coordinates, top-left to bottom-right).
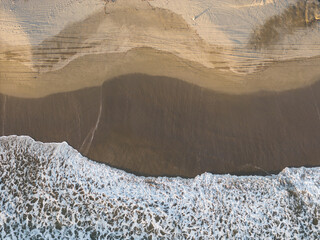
1, 73, 320, 177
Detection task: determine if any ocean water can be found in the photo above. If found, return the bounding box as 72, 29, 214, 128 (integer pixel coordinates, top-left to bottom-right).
0, 135, 319, 239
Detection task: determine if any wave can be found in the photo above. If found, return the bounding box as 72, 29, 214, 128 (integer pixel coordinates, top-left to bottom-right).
0, 135, 319, 239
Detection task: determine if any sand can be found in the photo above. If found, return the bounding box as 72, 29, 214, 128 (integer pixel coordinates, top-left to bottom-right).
1, 1, 320, 98
1, 73, 320, 177
1, 0, 320, 176
1, 47, 320, 98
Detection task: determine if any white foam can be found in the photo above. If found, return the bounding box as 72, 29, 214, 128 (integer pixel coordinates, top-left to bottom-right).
0, 135, 319, 238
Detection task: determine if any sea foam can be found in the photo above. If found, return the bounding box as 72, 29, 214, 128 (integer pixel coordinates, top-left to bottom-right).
0, 135, 319, 239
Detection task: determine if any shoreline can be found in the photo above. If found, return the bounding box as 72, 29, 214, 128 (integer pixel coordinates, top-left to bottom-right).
1, 73, 320, 177
1, 134, 319, 178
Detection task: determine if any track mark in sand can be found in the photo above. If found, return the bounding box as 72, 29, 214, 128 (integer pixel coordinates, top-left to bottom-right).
193, 8, 211, 21
2, 96, 6, 136
80, 88, 103, 155
240, 163, 271, 175
309, 85, 320, 125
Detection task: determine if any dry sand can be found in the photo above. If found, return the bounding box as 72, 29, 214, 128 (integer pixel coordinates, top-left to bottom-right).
1, 2, 320, 98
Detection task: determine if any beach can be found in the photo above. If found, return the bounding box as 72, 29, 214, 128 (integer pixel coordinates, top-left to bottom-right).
1, 0, 320, 176
1, 73, 320, 177
1, 1, 320, 238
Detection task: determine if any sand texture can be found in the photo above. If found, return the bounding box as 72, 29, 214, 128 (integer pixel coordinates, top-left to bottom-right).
1, 0, 320, 97
1, 0, 320, 176
1, 74, 320, 177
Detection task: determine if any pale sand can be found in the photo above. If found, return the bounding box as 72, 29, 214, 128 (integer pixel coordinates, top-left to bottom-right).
0, 0, 320, 98
1, 47, 320, 98
1, 0, 320, 177
1, 1, 320, 98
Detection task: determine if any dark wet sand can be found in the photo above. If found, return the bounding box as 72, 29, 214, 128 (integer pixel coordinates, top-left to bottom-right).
1, 74, 320, 177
